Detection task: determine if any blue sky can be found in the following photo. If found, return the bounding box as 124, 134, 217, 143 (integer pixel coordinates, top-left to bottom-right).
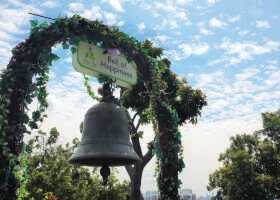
0, 0, 280, 197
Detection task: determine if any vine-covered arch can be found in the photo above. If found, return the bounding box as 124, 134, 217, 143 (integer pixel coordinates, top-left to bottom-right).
0, 15, 206, 200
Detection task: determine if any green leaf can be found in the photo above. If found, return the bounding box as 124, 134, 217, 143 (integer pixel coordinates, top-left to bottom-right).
30, 20, 38, 29
62, 42, 69, 49
39, 21, 49, 29
47, 53, 60, 65
50, 53, 60, 61
71, 47, 77, 54
137, 131, 143, 138
32, 110, 41, 121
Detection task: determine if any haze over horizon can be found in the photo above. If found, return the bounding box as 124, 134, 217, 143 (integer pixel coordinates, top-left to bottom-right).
0, 0, 279, 196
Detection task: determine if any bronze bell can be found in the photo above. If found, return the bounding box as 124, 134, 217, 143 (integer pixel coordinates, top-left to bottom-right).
69, 102, 140, 167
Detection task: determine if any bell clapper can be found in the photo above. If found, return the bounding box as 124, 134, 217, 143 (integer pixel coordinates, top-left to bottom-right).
100, 165, 110, 186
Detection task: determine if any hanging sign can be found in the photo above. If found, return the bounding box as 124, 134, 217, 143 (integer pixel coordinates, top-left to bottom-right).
72, 41, 137, 88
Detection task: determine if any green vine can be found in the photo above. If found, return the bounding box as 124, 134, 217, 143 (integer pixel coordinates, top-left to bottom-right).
0, 15, 158, 200
15, 144, 32, 200
0, 15, 206, 200
83, 74, 100, 101
149, 61, 184, 199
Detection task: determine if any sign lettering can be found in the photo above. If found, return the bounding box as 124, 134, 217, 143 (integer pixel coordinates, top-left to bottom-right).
72, 41, 137, 88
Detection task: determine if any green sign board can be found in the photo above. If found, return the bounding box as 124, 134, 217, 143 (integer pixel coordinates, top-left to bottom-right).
72, 41, 137, 88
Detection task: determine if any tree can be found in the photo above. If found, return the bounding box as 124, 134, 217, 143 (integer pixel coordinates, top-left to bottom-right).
120, 42, 206, 200
208, 110, 280, 200
17, 128, 129, 200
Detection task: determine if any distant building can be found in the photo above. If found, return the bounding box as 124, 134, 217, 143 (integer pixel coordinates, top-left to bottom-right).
145, 191, 159, 200
145, 189, 195, 200
180, 189, 193, 200
196, 194, 212, 200
192, 194, 197, 200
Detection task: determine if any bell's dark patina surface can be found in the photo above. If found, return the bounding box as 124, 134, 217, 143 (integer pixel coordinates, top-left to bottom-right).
69, 102, 140, 166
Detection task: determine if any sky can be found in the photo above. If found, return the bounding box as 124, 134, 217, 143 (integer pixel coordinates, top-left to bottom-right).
0, 0, 280, 197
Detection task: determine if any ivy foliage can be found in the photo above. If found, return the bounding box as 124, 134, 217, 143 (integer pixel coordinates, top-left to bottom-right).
0, 15, 206, 200
121, 50, 206, 199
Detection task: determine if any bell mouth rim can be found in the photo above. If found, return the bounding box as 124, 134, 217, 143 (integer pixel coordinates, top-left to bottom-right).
69, 142, 141, 166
